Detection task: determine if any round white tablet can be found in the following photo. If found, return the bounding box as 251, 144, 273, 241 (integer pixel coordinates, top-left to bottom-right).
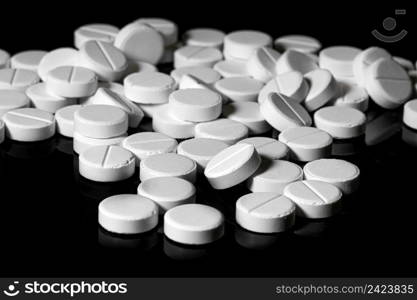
0, 120, 4, 144
178, 74, 217, 91
121, 131, 178, 165
3, 108, 55, 142
331, 80, 369, 112
194, 118, 249, 145
352, 47, 391, 86
238, 137, 289, 160
303, 158, 360, 194
183, 28, 225, 49
177, 138, 228, 170
246, 47, 281, 82
126, 60, 158, 75
236, 192, 296, 233
283, 180, 343, 218
0, 49, 10, 68
275, 50, 318, 75
224, 30, 272, 60
393, 56, 414, 71
169, 88, 222, 122
55, 105, 81, 138
205, 143, 261, 189
26, 82, 77, 113
274, 35, 321, 53
135, 18, 178, 46
164, 204, 224, 245
278, 126, 332, 161
114, 22, 164, 64
170, 66, 221, 85
403, 99, 417, 130
73, 131, 127, 154
258, 71, 309, 104
247, 159, 303, 193
79, 40, 128, 82
79, 145, 135, 182
365, 58, 412, 109
138, 177, 196, 213
99, 194, 158, 234
213, 60, 249, 78
124, 71, 176, 104
74, 104, 128, 138
314, 106, 366, 139
260, 92, 312, 132
137, 103, 164, 118
37, 48, 80, 81
10, 50, 47, 71
0, 90, 30, 117
304, 68, 338, 111
222, 101, 271, 135
74, 23, 119, 49
0, 68, 40, 91
174, 45, 222, 69
214, 77, 264, 102
152, 104, 195, 139
319, 46, 361, 77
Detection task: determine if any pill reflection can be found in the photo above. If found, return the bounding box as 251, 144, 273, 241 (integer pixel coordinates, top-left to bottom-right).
234, 226, 283, 250
98, 226, 160, 250
401, 125, 417, 147
163, 236, 209, 261
293, 218, 334, 238
365, 110, 401, 146
331, 135, 365, 157
55, 136, 74, 155
0, 137, 56, 159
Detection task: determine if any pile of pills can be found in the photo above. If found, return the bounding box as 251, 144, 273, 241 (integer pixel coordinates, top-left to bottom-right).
1, 18, 416, 246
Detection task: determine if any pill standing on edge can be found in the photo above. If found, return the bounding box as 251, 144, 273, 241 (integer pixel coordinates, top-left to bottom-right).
303, 68, 338, 112
246, 47, 281, 82
352, 47, 391, 87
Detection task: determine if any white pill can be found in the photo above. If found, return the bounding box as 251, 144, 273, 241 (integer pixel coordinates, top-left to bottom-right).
140, 153, 197, 183
393, 56, 414, 71
303, 158, 360, 194
365, 110, 401, 146
126, 60, 158, 75
304, 68, 338, 111
279, 126, 332, 161
247, 159, 303, 193
170, 66, 221, 85
114, 22, 164, 64
99, 194, 158, 234
169, 88, 222, 122
246, 47, 281, 82
121, 131, 178, 165
45, 66, 97, 98
275, 50, 318, 75
79, 40, 128, 82
213, 60, 249, 78
0, 68, 40, 91
3, 108, 55, 142
331, 80, 369, 112
73, 131, 127, 154
124, 71, 175, 104
97, 81, 125, 95
224, 30, 272, 61
26, 82, 77, 113
79, 145, 135, 182
135, 18, 178, 46
10, 50, 47, 72
164, 204, 224, 245
174, 45, 222, 69
178, 74, 216, 91
352, 47, 391, 87
314, 106, 366, 139
236, 192, 296, 233
138, 177, 196, 213
183, 28, 225, 49
274, 35, 321, 54
260, 92, 312, 132
137, 103, 164, 118
222, 101, 271, 135
152, 104, 195, 139
195, 118, 248, 145
283, 180, 342, 218
365, 58, 412, 109
74, 104, 128, 138
74, 23, 119, 49
37, 48, 80, 81
0, 90, 30, 117
403, 99, 417, 130
85, 87, 144, 128
177, 138, 228, 170
0, 120, 4, 144
0, 49, 10, 68
214, 77, 263, 102
258, 71, 309, 104
205, 143, 261, 189
238, 137, 288, 160
55, 104, 81, 138
319, 46, 361, 77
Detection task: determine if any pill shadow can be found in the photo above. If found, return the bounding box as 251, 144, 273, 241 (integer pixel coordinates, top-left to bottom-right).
234, 225, 292, 250
0, 136, 56, 160
98, 226, 160, 251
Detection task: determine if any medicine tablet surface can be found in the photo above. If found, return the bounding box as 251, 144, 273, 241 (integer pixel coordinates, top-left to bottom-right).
352, 47, 391, 86
303, 158, 360, 194
246, 47, 281, 82
55, 105, 81, 138
247, 159, 303, 193
224, 30, 272, 60
0, 90, 30, 117
37, 48, 80, 81
73, 131, 127, 154
331, 80, 369, 112
126, 60, 158, 75
279, 126, 332, 161
213, 60, 249, 78
195, 118, 249, 145
74, 104, 128, 138
99, 194, 158, 234
3, 108, 55, 142
140, 153, 197, 183
283, 180, 343, 218
205, 143, 261, 189
183, 28, 225, 49
170, 66, 221, 86
10, 50, 47, 72
304, 68, 338, 111
274, 35, 321, 54
236, 192, 296, 233
74, 23, 119, 49
238, 137, 289, 160
164, 204, 224, 245
138, 177, 196, 213
0, 68, 40, 91
214, 77, 264, 102
260, 92, 312, 132
0, 120, 4, 144
0, 49, 10, 68
319, 46, 361, 78
174, 45, 223, 69
26, 82, 77, 113
152, 104, 196, 139
403, 99, 417, 130
135, 18, 178, 46
314, 106, 366, 139
79, 145, 135, 182
275, 50, 318, 75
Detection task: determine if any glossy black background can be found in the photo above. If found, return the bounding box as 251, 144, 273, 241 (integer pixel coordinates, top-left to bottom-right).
0, 1, 416, 277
